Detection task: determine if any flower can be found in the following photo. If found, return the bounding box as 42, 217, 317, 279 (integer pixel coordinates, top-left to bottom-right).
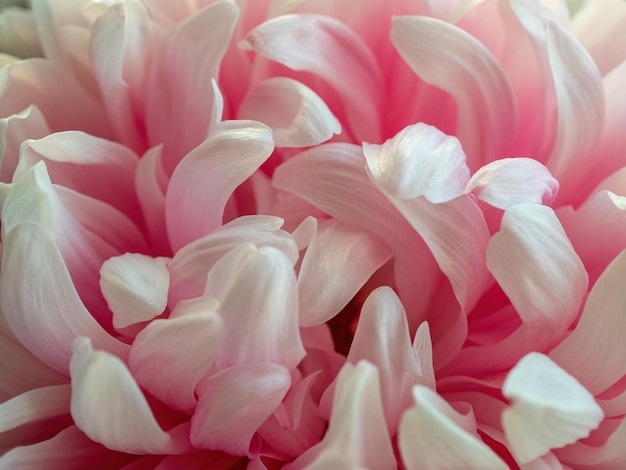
1, 0, 626, 468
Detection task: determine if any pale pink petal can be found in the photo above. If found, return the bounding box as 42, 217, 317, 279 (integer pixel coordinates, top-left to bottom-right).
191, 363, 291, 456
487, 204, 587, 337
391, 16, 517, 168
288, 361, 396, 470
466, 158, 559, 209
129, 311, 223, 414
399, 386, 508, 470
0, 105, 49, 183
238, 77, 341, 147
0, 384, 70, 433
165, 120, 274, 251
502, 353, 603, 465
100, 254, 170, 330
204, 244, 305, 369
146, 0, 239, 172
241, 14, 384, 142
298, 220, 391, 327
363, 122, 470, 203
549, 250, 626, 395
70, 337, 185, 455
168, 215, 298, 307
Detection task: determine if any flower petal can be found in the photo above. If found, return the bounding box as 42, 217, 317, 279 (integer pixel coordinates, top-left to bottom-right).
0, 384, 70, 433
238, 77, 341, 147
502, 352, 603, 464
191, 363, 291, 456
165, 120, 274, 251
399, 386, 508, 470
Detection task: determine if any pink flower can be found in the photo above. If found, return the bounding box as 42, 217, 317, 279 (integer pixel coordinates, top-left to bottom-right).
1, 0, 626, 468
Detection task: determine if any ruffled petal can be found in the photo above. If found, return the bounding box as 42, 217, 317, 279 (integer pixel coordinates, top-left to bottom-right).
241, 14, 383, 142
204, 244, 305, 369
0, 384, 70, 433
297, 220, 391, 327
391, 16, 517, 168
363, 122, 470, 203
502, 353, 603, 465
399, 386, 508, 470
191, 363, 291, 456
165, 120, 274, 251
466, 158, 559, 209
238, 77, 341, 147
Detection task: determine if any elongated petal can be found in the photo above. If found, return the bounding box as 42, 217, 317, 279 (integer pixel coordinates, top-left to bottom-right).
168, 215, 298, 307
238, 77, 340, 147
204, 244, 305, 369
391, 16, 516, 168
0, 385, 70, 433
399, 386, 508, 470
502, 353, 603, 464
298, 220, 391, 327
191, 363, 291, 456
363, 123, 470, 203
70, 337, 178, 454
467, 158, 559, 209
100, 254, 170, 330
165, 120, 274, 251
242, 14, 383, 142
129, 311, 223, 414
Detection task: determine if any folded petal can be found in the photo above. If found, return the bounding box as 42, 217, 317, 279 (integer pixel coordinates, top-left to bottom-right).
204, 244, 305, 369
466, 158, 559, 209
399, 386, 508, 470
238, 77, 341, 147
242, 14, 383, 142
298, 220, 391, 327
0, 384, 70, 433
391, 16, 516, 168
502, 352, 603, 465
165, 120, 274, 251
363, 122, 470, 203
191, 363, 291, 456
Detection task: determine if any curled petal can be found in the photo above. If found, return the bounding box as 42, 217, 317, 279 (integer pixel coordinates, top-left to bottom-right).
0, 385, 70, 433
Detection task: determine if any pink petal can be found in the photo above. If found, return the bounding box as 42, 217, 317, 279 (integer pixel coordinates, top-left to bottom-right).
204, 244, 305, 369
297, 220, 391, 327
70, 337, 185, 455
391, 16, 517, 168
168, 215, 298, 307
0, 384, 70, 433
191, 363, 291, 456
100, 254, 170, 330
399, 386, 508, 469
146, 0, 239, 172
241, 14, 384, 142
549, 250, 626, 395
129, 311, 224, 414
466, 158, 559, 209
363, 122, 470, 203
238, 77, 341, 147
165, 120, 274, 251
502, 353, 603, 465
288, 361, 396, 470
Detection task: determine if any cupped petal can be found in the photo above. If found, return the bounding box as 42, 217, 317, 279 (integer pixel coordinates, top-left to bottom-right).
191, 363, 291, 456
168, 215, 298, 307
391, 16, 517, 168
363, 122, 470, 203
238, 77, 341, 147
129, 311, 224, 414
204, 243, 305, 369
0, 384, 70, 433
502, 352, 603, 465
549, 250, 626, 395
399, 386, 508, 470
241, 14, 384, 142
100, 254, 170, 330
466, 158, 559, 209
165, 120, 274, 251
297, 220, 391, 327
70, 337, 184, 455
